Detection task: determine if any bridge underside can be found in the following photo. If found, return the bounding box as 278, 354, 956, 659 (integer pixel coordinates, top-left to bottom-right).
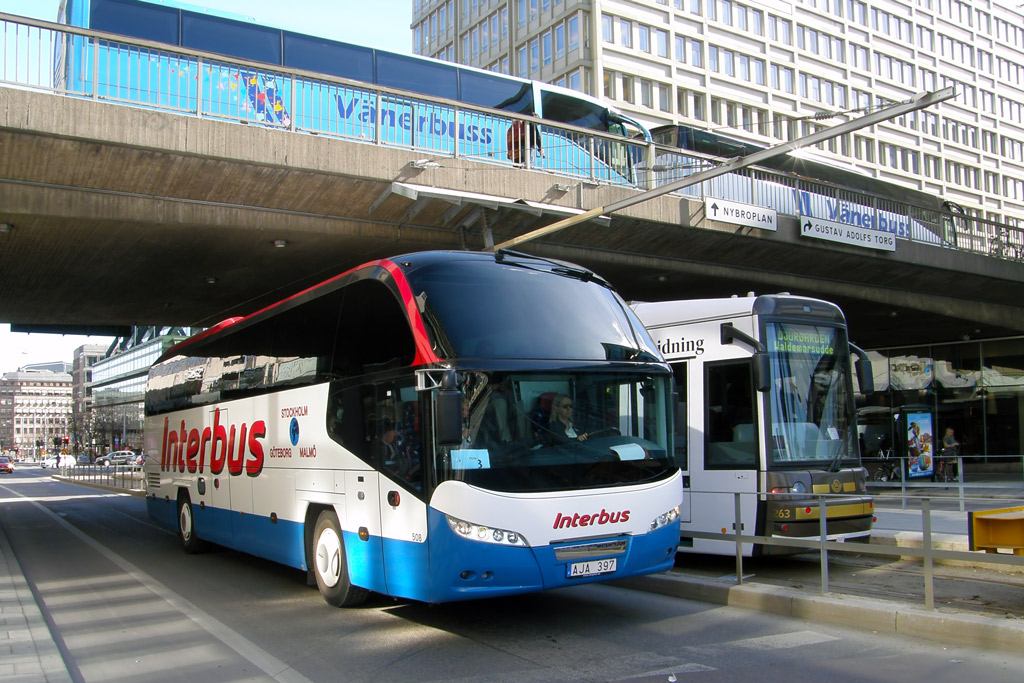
1, 88, 1022, 349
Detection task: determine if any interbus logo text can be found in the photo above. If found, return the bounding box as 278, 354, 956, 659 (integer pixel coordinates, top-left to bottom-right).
160, 410, 266, 476
552, 509, 630, 530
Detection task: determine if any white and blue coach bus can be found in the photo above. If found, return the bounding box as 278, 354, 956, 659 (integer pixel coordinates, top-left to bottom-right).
143, 251, 681, 606
56, 0, 650, 183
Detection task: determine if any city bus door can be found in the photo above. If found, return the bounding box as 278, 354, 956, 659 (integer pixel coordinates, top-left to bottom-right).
672, 362, 692, 524
690, 359, 759, 554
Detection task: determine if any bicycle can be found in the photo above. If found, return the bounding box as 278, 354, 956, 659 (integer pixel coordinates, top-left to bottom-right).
871, 448, 900, 482
934, 447, 960, 483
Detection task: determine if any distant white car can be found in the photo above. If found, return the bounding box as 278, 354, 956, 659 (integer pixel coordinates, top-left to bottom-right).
42, 455, 76, 469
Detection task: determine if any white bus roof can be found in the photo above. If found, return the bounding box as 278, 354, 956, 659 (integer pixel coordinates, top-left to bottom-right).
631, 293, 834, 329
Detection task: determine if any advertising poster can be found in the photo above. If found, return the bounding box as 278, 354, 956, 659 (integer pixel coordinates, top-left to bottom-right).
906, 412, 934, 478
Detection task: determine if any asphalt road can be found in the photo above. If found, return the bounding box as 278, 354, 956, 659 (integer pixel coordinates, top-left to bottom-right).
2, 467, 1023, 682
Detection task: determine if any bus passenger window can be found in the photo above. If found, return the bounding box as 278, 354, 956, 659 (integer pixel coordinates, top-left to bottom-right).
705, 361, 757, 469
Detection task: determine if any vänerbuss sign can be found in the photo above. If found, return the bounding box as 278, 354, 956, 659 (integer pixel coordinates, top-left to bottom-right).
797, 190, 911, 237
64, 41, 636, 185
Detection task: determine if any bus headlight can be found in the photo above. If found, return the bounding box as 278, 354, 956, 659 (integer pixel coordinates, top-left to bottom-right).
446, 515, 529, 547
649, 506, 680, 532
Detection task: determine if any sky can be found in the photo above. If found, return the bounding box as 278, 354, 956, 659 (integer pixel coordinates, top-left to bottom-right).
0, 0, 413, 374
0, 0, 413, 53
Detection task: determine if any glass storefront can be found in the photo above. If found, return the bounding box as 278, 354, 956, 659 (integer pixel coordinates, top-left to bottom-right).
857, 337, 1024, 464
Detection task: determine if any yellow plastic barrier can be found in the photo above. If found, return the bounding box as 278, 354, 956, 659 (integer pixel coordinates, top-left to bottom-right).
968, 505, 1024, 555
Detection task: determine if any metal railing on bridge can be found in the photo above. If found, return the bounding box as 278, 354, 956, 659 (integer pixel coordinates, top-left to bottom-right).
2, 11, 1021, 261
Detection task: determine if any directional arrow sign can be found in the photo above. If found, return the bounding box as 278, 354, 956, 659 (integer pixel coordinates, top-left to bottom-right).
800, 216, 896, 252
703, 198, 777, 231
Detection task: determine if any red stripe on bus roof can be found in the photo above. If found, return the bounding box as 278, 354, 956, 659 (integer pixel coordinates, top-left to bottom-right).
158, 259, 441, 365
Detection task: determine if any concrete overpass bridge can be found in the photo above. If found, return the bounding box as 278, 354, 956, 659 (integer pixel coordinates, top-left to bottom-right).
1, 17, 1023, 349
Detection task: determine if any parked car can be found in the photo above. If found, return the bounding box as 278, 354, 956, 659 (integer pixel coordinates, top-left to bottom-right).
42, 455, 76, 469
96, 450, 136, 466
0, 456, 14, 473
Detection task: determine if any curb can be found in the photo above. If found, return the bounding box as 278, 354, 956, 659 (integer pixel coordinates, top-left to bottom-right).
616, 571, 1024, 653
50, 474, 146, 498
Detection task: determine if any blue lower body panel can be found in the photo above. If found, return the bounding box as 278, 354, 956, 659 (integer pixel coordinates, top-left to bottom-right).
146, 495, 305, 569
385, 508, 679, 603
148, 497, 679, 604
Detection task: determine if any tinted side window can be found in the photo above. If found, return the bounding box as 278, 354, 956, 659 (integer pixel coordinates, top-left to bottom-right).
182, 14, 282, 64
283, 34, 373, 81
91, 0, 180, 45
705, 361, 757, 469
458, 70, 533, 113
376, 53, 457, 99
539, 90, 606, 130
328, 380, 423, 495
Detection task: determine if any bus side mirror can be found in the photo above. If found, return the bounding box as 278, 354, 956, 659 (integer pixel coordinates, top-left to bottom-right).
752, 352, 771, 393
849, 344, 874, 395
855, 358, 874, 394
435, 389, 463, 446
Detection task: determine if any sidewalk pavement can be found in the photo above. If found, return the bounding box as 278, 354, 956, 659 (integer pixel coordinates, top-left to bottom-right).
1, 477, 1021, 682
0, 520, 71, 682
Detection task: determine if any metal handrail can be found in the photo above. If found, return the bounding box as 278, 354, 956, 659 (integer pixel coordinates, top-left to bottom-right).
693, 488, 1024, 612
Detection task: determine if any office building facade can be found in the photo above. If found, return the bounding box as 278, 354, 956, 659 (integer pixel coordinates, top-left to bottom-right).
0, 370, 73, 457
89, 327, 195, 453
412, 0, 1024, 227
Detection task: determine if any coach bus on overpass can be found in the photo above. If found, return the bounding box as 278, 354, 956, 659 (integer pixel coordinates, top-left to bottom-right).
56, 0, 650, 183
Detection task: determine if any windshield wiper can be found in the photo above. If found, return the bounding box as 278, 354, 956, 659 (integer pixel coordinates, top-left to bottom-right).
494, 249, 612, 288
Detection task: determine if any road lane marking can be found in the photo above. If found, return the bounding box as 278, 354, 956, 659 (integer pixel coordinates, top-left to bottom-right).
0, 482, 315, 683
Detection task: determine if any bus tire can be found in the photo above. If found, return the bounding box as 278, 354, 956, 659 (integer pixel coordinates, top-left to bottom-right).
312, 510, 368, 607
177, 492, 210, 554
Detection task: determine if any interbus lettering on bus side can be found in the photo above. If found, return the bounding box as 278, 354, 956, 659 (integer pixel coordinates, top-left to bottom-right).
159, 411, 266, 477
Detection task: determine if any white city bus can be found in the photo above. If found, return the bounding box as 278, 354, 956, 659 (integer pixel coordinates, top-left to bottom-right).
632, 294, 874, 556
144, 251, 681, 605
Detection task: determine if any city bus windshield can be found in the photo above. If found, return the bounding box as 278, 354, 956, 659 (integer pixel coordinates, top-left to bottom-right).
439, 370, 674, 493
764, 322, 857, 467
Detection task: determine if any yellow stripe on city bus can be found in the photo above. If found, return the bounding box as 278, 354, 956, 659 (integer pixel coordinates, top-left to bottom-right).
811, 481, 858, 494
794, 502, 873, 520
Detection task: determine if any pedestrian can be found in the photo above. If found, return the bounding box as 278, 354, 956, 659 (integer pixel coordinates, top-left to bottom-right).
506, 114, 542, 166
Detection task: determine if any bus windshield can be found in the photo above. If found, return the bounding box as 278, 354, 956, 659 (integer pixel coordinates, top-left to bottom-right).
764, 322, 856, 467
405, 257, 661, 362
441, 370, 673, 493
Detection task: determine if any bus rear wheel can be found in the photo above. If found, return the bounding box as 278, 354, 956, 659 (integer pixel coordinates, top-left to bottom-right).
177, 492, 210, 554
312, 510, 368, 607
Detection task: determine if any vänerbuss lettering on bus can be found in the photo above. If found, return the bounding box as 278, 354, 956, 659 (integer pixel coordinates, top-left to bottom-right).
336, 95, 494, 144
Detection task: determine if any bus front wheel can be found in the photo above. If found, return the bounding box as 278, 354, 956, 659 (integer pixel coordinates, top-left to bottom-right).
177, 492, 210, 554
312, 510, 368, 607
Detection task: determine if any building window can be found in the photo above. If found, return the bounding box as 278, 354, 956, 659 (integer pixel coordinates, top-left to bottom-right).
621, 74, 634, 103
620, 18, 632, 48
655, 28, 668, 58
